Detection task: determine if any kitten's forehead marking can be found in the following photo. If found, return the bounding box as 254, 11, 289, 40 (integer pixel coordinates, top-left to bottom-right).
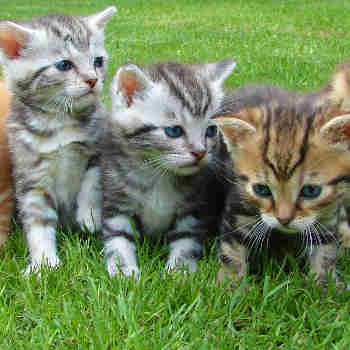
41, 15, 92, 53
263, 106, 315, 180
156, 64, 213, 120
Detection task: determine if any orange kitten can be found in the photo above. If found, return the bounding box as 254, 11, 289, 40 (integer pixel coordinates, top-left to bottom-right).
0, 82, 13, 247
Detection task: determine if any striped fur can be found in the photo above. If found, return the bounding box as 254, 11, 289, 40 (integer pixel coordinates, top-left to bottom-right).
0, 7, 116, 272
215, 74, 350, 289
0, 82, 13, 246
101, 59, 236, 277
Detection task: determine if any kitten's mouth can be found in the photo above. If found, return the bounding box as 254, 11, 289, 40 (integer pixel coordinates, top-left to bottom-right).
174, 164, 201, 176
80, 90, 95, 98
278, 225, 300, 234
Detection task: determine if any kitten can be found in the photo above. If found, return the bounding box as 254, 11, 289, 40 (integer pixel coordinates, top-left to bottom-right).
214, 85, 350, 289
100, 59, 236, 278
306, 62, 350, 250
0, 6, 116, 272
0, 82, 13, 247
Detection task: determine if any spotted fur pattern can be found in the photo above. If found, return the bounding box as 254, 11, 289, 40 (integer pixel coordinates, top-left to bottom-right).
100, 59, 236, 277
0, 7, 116, 272
215, 79, 350, 289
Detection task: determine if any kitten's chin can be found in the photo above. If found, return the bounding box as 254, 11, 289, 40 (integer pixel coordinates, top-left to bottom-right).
277, 225, 300, 234
173, 165, 201, 176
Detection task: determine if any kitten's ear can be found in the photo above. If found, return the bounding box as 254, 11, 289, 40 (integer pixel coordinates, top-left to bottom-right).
203, 59, 236, 86
84, 6, 117, 30
213, 111, 256, 151
327, 63, 350, 109
0, 21, 37, 59
111, 63, 154, 108
319, 114, 350, 150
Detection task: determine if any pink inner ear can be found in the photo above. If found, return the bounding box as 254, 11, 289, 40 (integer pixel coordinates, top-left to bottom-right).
0, 29, 23, 59
343, 123, 350, 139
119, 71, 141, 107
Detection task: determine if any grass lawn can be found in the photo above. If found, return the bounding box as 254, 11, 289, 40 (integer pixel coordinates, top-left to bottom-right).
2, 0, 350, 348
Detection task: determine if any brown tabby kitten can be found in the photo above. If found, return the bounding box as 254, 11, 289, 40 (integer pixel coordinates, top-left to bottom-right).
0, 82, 13, 247
214, 81, 350, 289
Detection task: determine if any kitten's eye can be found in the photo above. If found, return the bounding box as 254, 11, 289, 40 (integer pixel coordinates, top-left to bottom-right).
55, 60, 73, 72
253, 183, 272, 197
165, 126, 184, 138
206, 125, 217, 138
94, 57, 104, 68
300, 185, 322, 199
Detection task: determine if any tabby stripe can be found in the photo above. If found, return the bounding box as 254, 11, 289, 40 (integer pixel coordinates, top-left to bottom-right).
202, 85, 212, 117
220, 230, 247, 246
288, 111, 315, 178
18, 65, 51, 91
327, 175, 350, 185
160, 67, 197, 116
167, 231, 202, 243
262, 105, 278, 177
32, 65, 51, 83
219, 253, 232, 266
124, 124, 158, 139
103, 230, 136, 243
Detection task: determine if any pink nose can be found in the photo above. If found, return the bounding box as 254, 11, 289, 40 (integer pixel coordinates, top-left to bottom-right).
191, 151, 206, 160
86, 79, 97, 88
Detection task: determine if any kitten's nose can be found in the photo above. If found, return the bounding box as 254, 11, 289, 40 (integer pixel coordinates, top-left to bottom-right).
277, 216, 293, 226
86, 79, 97, 88
191, 151, 206, 160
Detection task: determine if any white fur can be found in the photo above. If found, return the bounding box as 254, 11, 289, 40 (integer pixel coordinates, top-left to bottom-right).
261, 213, 317, 233
18, 126, 89, 154
141, 175, 185, 235
105, 236, 139, 278
166, 238, 202, 273
76, 167, 102, 232
85, 6, 117, 30
25, 225, 60, 274
104, 215, 136, 234
174, 216, 200, 233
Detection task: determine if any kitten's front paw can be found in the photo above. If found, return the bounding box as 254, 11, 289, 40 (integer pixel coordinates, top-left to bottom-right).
76, 210, 101, 233
315, 275, 347, 295
217, 265, 247, 290
165, 257, 198, 274
107, 262, 140, 280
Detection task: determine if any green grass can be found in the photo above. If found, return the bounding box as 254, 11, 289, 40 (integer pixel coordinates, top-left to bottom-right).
2, 0, 350, 348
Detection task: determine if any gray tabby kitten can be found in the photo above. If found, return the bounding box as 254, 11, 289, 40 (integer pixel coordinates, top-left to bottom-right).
100, 59, 236, 278
0, 6, 116, 273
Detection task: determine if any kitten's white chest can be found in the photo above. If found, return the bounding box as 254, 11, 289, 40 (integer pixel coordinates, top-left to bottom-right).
33, 126, 89, 154
141, 177, 184, 235
53, 143, 90, 206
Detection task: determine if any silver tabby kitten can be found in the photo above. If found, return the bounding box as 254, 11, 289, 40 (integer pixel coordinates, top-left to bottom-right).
101, 59, 236, 277
0, 6, 116, 273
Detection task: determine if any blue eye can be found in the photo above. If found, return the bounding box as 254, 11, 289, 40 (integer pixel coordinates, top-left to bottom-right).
165, 126, 184, 138
206, 125, 217, 138
55, 60, 73, 72
300, 185, 322, 199
94, 57, 104, 68
253, 183, 272, 197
